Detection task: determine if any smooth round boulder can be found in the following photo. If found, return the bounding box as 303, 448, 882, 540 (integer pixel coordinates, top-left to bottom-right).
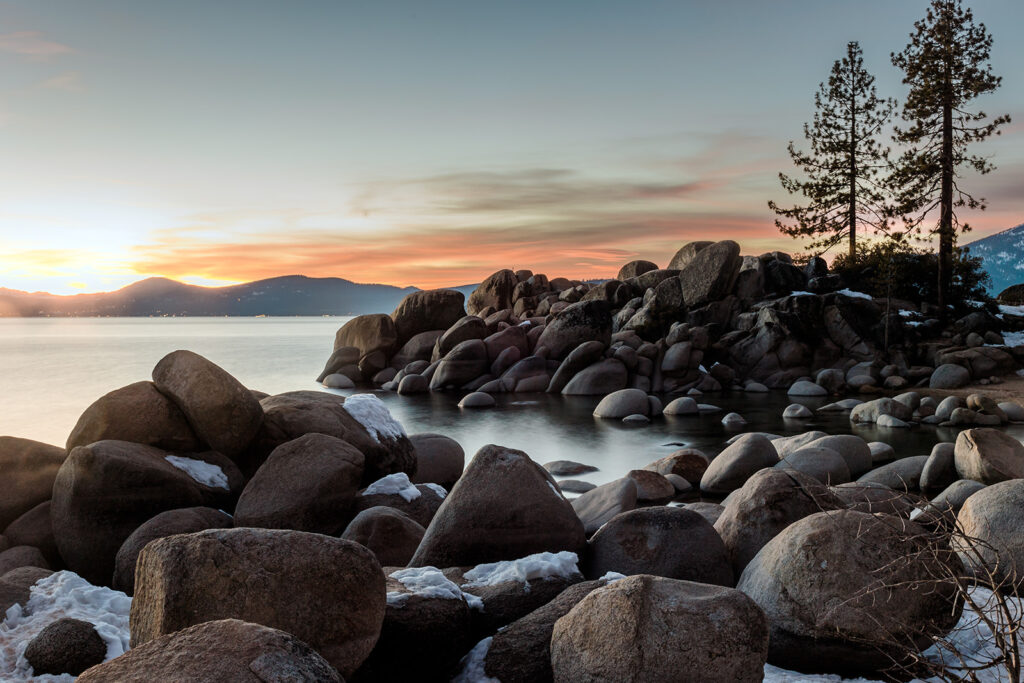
714, 468, 841, 576
458, 391, 495, 408
0, 545, 49, 575
617, 260, 658, 280
408, 433, 464, 489
397, 373, 429, 395
113, 507, 232, 595
409, 445, 586, 568
2, 501, 59, 567
571, 478, 638, 536
0, 437, 65, 530
920, 442, 958, 494
662, 396, 699, 416
831, 481, 915, 517
151, 350, 263, 459
333, 313, 399, 358
856, 455, 930, 492
561, 358, 628, 396
51, 440, 241, 585
467, 269, 518, 317
25, 617, 106, 676
954, 428, 1024, 485
775, 447, 851, 485
803, 435, 873, 478
737, 510, 962, 676
625, 470, 674, 504
585, 507, 733, 586
66, 381, 201, 453
787, 380, 828, 397
391, 289, 466, 346
643, 449, 708, 486
352, 477, 446, 529
783, 403, 813, 419
592, 388, 650, 419
930, 363, 971, 389
551, 574, 768, 683
323, 372, 356, 389
700, 433, 779, 495
341, 506, 425, 567
235, 433, 365, 534
430, 339, 490, 390
131, 529, 384, 678
79, 619, 341, 682
955, 479, 1024, 589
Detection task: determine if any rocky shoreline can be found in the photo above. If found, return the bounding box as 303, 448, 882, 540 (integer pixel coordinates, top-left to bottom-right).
0, 241, 1023, 681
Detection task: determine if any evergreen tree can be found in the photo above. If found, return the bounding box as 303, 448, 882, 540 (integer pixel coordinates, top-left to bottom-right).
770, 41, 895, 258
891, 0, 1010, 309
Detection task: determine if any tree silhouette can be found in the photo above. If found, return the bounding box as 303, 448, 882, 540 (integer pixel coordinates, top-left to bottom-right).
770, 41, 895, 258
891, 0, 1010, 310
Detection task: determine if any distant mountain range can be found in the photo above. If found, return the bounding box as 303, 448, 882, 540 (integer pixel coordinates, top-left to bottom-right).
0, 275, 479, 317
967, 223, 1024, 296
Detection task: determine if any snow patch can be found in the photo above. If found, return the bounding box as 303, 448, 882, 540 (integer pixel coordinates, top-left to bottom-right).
599, 571, 627, 583
999, 304, 1024, 317
343, 394, 406, 443
789, 291, 815, 297
422, 482, 447, 499
999, 331, 1024, 348
0, 571, 131, 682
164, 455, 229, 490
452, 637, 500, 683
837, 289, 872, 300
363, 472, 421, 502
462, 551, 580, 590
386, 567, 483, 610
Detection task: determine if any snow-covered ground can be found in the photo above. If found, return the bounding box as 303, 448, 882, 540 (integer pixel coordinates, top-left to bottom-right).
0, 572, 130, 682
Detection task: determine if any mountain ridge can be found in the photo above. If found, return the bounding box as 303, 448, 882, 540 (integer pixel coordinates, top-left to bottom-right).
966, 223, 1024, 296
0, 274, 465, 317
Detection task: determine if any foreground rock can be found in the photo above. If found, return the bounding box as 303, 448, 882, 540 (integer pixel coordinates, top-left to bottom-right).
955, 479, 1024, 589
0, 437, 66, 530
737, 510, 962, 676
410, 445, 585, 567
52, 440, 241, 585
700, 433, 778, 494
80, 619, 342, 682
130, 528, 385, 678
151, 350, 264, 458
25, 617, 106, 677
953, 427, 1024, 485
550, 574, 768, 683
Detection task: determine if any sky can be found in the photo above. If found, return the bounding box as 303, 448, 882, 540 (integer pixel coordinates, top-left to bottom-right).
1, 0, 1022, 294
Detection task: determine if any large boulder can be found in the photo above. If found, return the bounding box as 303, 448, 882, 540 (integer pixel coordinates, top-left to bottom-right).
930, 363, 972, 389
700, 433, 779, 495
585, 507, 732, 586
856, 455, 930, 492
409, 445, 585, 568
571, 478, 638, 536
131, 528, 384, 679
434, 315, 488, 359
715, 468, 841, 577
550, 575, 769, 683
51, 440, 241, 585
468, 269, 518, 316
0, 437, 65, 530
113, 507, 233, 595
234, 433, 364, 534
560, 359, 628, 396
954, 479, 1024, 589
547, 341, 607, 393
592, 388, 651, 419
536, 300, 612, 360
391, 288, 466, 346
408, 432, 464, 489
256, 391, 414, 485
389, 330, 445, 369
667, 241, 713, 271
737, 510, 962, 676
678, 240, 742, 308
803, 435, 873, 478
616, 260, 658, 280
430, 339, 490, 390
953, 428, 1024, 485
333, 313, 399, 359
79, 619, 342, 682
341, 506, 425, 567
775, 446, 851, 485
152, 350, 263, 458
66, 381, 201, 453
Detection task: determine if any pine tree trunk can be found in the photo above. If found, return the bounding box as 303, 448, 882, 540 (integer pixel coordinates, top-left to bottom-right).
849, 74, 857, 260
939, 62, 954, 311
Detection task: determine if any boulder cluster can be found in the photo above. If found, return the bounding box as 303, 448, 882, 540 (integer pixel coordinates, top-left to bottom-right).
2, 342, 1024, 681
319, 241, 1024, 401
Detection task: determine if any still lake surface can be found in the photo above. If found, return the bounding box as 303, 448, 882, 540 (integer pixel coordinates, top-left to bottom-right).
3, 317, 1019, 487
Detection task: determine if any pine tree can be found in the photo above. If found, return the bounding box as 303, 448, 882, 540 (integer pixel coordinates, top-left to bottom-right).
891, 0, 1010, 309
770, 41, 895, 258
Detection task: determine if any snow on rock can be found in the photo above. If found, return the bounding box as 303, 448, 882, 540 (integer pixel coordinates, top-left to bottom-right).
164, 455, 229, 490
422, 483, 447, 499
462, 551, 580, 590
789, 291, 815, 297
0, 571, 131, 682
1000, 304, 1024, 318
838, 289, 872, 300
363, 472, 421, 502
386, 567, 483, 610
452, 637, 500, 683
999, 331, 1024, 348
599, 571, 627, 583
342, 393, 406, 443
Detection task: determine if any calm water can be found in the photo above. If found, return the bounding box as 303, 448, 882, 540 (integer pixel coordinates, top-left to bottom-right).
2, 317, 1019, 487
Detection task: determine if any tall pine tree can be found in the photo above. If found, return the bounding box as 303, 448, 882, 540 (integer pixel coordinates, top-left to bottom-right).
770, 41, 894, 258
891, 0, 1010, 309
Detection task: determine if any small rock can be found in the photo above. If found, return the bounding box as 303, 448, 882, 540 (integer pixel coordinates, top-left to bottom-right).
783, 404, 813, 419
25, 618, 106, 676
458, 392, 496, 408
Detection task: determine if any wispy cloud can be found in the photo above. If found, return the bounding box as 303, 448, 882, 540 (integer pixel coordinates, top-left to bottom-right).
0, 31, 74, 61
37, 71, 85, 92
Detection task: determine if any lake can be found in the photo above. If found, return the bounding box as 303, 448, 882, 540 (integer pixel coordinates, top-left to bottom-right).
2, 317, 1017, 488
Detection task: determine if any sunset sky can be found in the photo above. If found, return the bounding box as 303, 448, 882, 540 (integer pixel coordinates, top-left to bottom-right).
1, 0, 1022, 295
